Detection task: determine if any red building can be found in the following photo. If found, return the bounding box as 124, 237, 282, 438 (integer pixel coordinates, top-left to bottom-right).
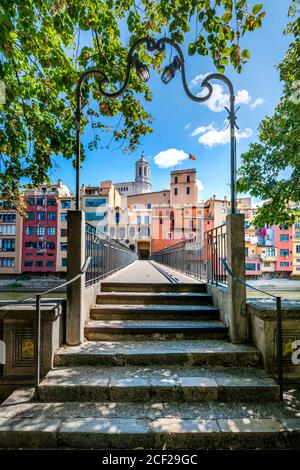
21, 182, 71, 273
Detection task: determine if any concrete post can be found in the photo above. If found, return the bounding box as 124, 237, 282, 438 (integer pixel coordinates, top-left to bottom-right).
226, 213, 247, 343
66, 210, 85, 345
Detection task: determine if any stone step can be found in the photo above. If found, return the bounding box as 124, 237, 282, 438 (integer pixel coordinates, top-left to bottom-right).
100, 282, 207, 293
90, 304, 219, 321
0, 388, 299, 449
96, 292, 213, 305
84, 320, 228, 340
38, 365, 279, 403
54, 340, 262, 368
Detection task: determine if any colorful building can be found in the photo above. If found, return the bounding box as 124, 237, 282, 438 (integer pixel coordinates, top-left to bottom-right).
0, 201, 22, 274
21, 181, 71, 273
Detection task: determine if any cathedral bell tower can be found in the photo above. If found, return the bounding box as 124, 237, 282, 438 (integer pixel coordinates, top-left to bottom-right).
135, 153, 152, 194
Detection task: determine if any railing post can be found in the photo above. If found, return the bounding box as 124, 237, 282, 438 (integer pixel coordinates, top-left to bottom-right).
276, 296, 284, 400
226, 213, 247, 343
66, 210, 85, 345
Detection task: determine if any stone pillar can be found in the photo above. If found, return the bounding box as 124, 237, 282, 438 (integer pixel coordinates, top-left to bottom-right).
226, 213, 247, 343
66, 210, 85, 345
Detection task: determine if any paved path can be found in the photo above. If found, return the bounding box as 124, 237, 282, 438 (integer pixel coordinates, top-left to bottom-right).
104, 260, 201, 284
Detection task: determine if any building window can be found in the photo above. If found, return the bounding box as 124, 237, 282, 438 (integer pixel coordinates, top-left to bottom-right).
187, 175, 190, 183
85, 199, 106, 207
26, 198, 35, 206
174, 188, 178, 196
47, 212, 56, 221
85, 212, 105, 221
186, 187, 190, 195
144, 215, 150, 225
295, 232, 300, 239
62, 258, 67, 267
266, 248, 275, 257
245, 263, 258, 271
47, 198, 56, 206
46, 261, 54, 268
0, 225, 16, 235
109, 227, 115, 238
245, 247, 249, 257
144, 167, 147, 176
139, 167, 142, 176
37, 197, 46, 206
0, 257, 15, 267
129, 226, 135, 238
61, 200, 71, 208
280, 262, 290, 267
36, 212, 45, 221
47, 227, 56, 236
280, 249, 289, 257
174, 176, 178, 184
26, 212, 35, 220
0, 239, 15, 252
137, 215, 141, 225
37, 241, 45, 249
61, 213, 67, 222
264, 262, 271, 267
36, 226, 45, 236
296, 245, 300, 254
147, 203, 151, 209
119, 227, 126, 239
167, 232, 172, 239
35, 261, 43, 267
46, 242, 55, 250
0, 213, 16, 223
25, 241, 36, 248
25, 226, 34, 236
24, 261, 33, 268
60, 243, 68, 251
61, 228, 67, 237
280, 234, 289, 242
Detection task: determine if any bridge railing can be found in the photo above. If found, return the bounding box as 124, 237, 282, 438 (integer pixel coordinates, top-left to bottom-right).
150, 223, 227, 285
85, 222, 138, 285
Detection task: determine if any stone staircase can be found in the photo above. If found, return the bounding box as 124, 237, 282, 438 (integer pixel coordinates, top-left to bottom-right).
0, 281, 299, 449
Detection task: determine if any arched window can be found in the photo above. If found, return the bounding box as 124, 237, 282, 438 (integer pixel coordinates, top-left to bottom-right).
144, 167, 147, 176
119, 227, 126, 239
139, 167, 142, 176
110, 227, 115, 238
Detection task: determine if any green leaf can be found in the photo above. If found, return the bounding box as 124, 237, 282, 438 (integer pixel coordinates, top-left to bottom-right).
252, 4, 263, 15
241, 49, 250, 59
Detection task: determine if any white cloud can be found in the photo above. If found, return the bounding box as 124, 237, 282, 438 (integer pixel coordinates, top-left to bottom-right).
190, 124, 214, 137
184, 123, 191, 130
196, 124, 252, 147
189, 73, 210, 88
235, 89, 251, 106
197, 84, 252, 112
196, 179, 204, 192
154, 148, 189, 168
251, 97, 265, 108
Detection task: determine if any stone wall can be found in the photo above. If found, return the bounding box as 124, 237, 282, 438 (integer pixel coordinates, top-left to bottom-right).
248, 300, 300, 384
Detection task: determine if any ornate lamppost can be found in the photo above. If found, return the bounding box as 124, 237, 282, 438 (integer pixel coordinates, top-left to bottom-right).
75, 37, 239, 212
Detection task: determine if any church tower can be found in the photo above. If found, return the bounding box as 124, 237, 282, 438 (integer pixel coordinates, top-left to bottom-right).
135, 154, 152, 194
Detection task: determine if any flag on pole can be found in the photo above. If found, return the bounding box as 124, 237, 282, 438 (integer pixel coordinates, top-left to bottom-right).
189, 153, 197, 161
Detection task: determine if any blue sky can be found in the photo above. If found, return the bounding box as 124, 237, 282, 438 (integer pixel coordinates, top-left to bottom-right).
53, 1, 291, 203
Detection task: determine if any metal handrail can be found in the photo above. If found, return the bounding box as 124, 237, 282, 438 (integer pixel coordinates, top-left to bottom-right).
222, 258, 284, 400
34, 256, 91, 399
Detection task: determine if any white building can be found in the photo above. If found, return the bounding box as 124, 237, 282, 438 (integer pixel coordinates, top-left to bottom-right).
114, 154, 151, 196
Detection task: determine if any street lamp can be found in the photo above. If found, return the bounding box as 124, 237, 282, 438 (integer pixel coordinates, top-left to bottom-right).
75, 36, 239, 213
